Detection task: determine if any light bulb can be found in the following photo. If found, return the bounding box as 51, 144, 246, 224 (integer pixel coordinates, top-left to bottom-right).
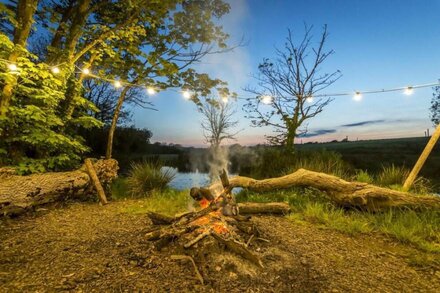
51, 67, 60, 74
182, 90, 191, 99
7, 64, 18, 71
404, 86, 413, 96
261, 95, 272, 104
114, 80, 122, 88
353, 92, 362, 101
147, 87, 156, 95
82, 68, 90, 75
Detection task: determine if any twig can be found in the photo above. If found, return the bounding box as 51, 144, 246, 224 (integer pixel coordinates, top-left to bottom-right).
184, 230, 211, 248
245, 234, 254, 247
257, 237, 270, 243
171, 255, 204, 285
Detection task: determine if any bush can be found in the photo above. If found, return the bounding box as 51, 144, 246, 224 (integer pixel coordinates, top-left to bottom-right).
126, 161, 176, 197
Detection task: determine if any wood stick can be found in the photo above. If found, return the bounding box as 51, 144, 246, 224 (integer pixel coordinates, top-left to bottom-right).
84, 158, 108, 205
171, 255, 204, 285
184, 230, 211, 248
238, 202, 291, 215
212, 233, 263, 268
403, 123, 440, 191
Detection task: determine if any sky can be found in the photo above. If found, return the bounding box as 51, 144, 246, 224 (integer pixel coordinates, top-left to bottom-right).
132, 0, 440, 147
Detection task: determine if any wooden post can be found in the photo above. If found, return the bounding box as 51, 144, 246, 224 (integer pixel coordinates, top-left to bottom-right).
403, 124, 440, 191
84, 158, 108, 205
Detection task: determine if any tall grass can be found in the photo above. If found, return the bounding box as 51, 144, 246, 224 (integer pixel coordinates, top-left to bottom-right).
126, 161, 176, 197
249, 148, 352, 179
236, 188, 440, 253
376, 164, 409, 187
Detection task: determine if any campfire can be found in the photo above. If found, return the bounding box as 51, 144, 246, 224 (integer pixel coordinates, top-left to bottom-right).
145, 170, 291, 282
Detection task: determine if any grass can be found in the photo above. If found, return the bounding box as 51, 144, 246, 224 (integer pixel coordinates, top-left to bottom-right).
236, 188, 440, 253
125, 161, 176, 197
119, 188, 190, 216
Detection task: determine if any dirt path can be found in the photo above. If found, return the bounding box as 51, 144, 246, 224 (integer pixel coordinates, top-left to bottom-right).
0, 200, 439, 292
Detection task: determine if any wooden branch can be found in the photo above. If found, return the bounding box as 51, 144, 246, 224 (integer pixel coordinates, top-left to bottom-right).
238, 202, 291, 215
84, 158, 108, 205
212, 233, 263, 268
219, 169, 440, 211
170, 255, 204, 285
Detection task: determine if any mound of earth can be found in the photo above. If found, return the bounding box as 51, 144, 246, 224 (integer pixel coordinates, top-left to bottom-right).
0, 200, 439, 292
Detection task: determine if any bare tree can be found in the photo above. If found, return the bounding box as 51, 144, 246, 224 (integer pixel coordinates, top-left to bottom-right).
199, 99, 239, 180
244, 25, 341, 152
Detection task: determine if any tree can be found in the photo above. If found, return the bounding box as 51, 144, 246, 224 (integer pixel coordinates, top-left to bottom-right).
0, 0, 236, 171
431, 86, 440, 126
244, 25, 341, 152
199, 98, 239, 180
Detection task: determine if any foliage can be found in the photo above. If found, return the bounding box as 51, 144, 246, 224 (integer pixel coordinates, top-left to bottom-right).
0, 34, 95, 173
126, 161, 176, 197
244, 25, 341, 151
431, 86, 440, 126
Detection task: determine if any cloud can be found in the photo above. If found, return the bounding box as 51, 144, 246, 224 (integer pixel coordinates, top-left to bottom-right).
341, 119, 386, 127
298, 129, 337, 138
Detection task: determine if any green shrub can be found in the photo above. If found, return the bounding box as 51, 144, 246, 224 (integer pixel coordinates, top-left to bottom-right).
126, 161, 176, 197
376, 164, 409, 187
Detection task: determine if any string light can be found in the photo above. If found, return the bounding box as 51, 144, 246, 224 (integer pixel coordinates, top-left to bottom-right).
51, 67, 60, 74
353, 92, 362, 101
182, 90, 191, 99
404, 86, 413, 95
146, 87, 156, 95
306, 96, 314, 103
7, 63, 18, 72
261, 95, 273, 104
114, 80, 122, 88
82, 68, 90, 75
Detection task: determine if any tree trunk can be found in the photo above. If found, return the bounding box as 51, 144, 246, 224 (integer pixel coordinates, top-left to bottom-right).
0, 159, 118, 216
0, 0, 39, 116
211, 169, 440, 211
106, 86, 129, 159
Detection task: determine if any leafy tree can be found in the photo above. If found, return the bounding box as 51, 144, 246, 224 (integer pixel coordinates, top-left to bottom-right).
0, 0, 236, 172
244, 25, 341, 152
431, 86, 440, 126
0, 34, 90, 173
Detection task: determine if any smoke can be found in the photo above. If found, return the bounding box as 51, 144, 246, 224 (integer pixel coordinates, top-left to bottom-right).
208, 146, 230, 182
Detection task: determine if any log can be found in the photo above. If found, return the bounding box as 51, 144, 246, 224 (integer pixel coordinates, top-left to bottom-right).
238, 202, 291, 215
215, 168, 440, 211
0, 159, 118, 216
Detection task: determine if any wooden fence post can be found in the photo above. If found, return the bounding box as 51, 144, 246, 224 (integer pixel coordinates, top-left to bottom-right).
403, 124, 440, 191
85, 158, 108, 205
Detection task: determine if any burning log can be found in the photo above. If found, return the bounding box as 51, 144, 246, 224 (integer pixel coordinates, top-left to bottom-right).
0, 159, 118, 216
145, 169, 274, 269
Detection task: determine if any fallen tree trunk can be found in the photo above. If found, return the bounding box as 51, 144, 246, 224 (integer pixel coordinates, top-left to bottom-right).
0, 159, 118, 216
210, 169, 440, 211
238, 202, 291, 215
